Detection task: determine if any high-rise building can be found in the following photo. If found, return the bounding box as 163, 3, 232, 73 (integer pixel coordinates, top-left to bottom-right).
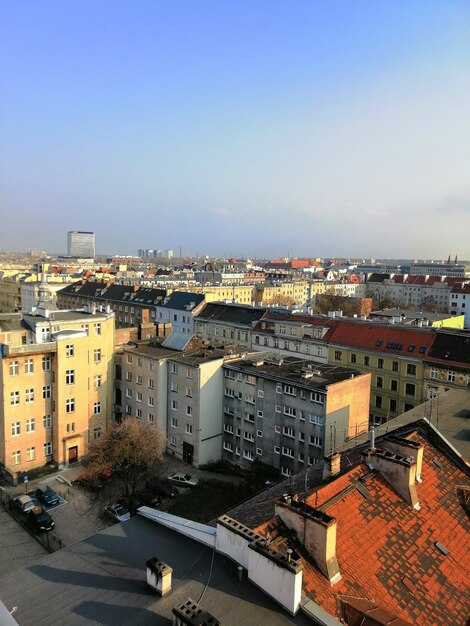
67, 231, 95, 258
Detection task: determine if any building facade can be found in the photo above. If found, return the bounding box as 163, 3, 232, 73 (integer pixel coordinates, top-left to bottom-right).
0, 307, 114, 479
67, 231, 95, 258
221, 356, 370, 475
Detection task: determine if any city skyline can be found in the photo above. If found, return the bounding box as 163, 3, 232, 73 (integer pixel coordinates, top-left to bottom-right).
1, 1, 469, 258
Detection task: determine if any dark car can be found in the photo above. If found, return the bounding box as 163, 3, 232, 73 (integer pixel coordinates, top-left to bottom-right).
74, 472, 110, 492
134, 490, 161, 508
145, 479, 179, 499
28, 505, 55, 533
35, 484, 60, 507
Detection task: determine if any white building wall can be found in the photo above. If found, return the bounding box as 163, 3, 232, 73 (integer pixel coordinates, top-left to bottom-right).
198, 358, 224, 465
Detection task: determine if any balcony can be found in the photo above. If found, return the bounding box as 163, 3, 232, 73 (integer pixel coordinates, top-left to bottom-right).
1, 341, 57, 356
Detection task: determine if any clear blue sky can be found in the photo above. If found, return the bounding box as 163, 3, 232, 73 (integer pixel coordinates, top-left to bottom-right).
1, 0, 469, 258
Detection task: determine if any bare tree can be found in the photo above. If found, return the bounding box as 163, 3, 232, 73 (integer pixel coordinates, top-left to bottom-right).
86, 417, 166, 505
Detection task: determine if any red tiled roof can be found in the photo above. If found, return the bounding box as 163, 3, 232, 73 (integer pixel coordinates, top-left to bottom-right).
328, 320, 436, 357
254, 433, 470, 626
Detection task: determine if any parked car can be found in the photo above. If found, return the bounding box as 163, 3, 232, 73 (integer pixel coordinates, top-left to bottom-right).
35, 484, 60, 507
145, 479, 179, 498
75, 471, 110, 492
104, 503, 131, 523
28, 505, 55, 533
10, 495, 36, 515
134, 490, 161, 508
167, 472, 199, 487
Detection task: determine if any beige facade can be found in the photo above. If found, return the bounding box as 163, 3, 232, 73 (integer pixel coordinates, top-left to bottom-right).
0, 308, 114, 479
255, 282, 309, 307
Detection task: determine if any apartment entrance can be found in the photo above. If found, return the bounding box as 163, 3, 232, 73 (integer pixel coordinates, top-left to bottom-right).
68, 445, 78, 465
183, 442, 194, 465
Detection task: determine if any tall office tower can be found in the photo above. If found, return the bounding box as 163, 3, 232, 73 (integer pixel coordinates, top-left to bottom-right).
67, 231, 95, 258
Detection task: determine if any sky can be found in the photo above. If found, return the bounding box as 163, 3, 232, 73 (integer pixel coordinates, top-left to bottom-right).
1, 0, 470, 259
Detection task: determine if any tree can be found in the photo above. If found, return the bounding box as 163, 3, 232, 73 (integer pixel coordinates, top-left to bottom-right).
86, 417, 166, 508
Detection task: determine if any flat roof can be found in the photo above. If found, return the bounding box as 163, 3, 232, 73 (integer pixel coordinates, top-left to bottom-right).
0, 515, 313, 626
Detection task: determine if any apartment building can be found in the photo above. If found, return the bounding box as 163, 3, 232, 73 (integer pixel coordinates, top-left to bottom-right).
327, 321, 436, 424
366, 275, 456, 312
0, 307, 114, 479
449, 283, 470, 328
251, 311, 339, 364
115, 344, 174, 431
155, 292, 205, 334
424, 329, 470, 399
254, 281, 309, 308
57, 279, 167, 328
194, 302, 266, 349
167, 351, 225, 467
221, 356, 370, 475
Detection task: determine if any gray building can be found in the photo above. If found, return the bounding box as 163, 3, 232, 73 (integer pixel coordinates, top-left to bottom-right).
67, 230, 95, 258
221, 356, 371, 476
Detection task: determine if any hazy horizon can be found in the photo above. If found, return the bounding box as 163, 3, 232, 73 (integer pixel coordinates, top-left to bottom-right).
1, 1, 469, 259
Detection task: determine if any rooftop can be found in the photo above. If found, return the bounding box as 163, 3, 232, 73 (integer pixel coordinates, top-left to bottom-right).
0, 515, 313, 626
254, 430, 470, 626
195, 302, 266, 326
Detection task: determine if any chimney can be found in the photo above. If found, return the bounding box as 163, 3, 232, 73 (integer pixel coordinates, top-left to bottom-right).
322, 452, 341, 482
146, 557, 173, 596
363, 448, 420, 509
172, 598, 222, 626
275, 499, 341, 585
383, 435, 423, 481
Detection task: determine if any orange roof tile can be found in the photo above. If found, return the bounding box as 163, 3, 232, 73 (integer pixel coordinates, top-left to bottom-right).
254, 432, 470, 626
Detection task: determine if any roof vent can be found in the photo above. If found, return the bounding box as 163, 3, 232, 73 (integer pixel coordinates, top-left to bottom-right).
435, 542, 449, 556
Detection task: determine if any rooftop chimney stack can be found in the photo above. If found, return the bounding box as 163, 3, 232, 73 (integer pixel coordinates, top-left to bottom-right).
383, 436, 424, 482
363, 448, 420, 509
146, 557, 173, 596
322, 452, 341, 482
370, 426, 376, 451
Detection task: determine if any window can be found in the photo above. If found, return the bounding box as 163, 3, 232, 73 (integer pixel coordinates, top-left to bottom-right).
377, 358, 384, 369
283, 426, 295, 438
310, 392, 324, 403
94, 375, 102, 388
243, 450, 254, 461
25, 388, 34, 403
407, 364, 416, 376
10, 391, 19, 406
12, 450, 21, 465
257, 390, 264, 398
224, 405, 235, 415
284, 385, 296, 396
137, 357, 142, 367
94, 402, 101, 414
81, 323, 89, 335
171, 382, 178, 392
334, 350, 342, 361
26, 417, 35, 432
276, 383, 282, 393
224, 423, 234, 434
245, 375, 256, 385
136, 374, 142, 385
244, 431, 255, 442
148, 378, 154, 389
27, 447, 36, 461
66, 398, 75, 413
44, 442, 52, 456
65, 369, 75, 385
186, 368, 193, 379
136, 392, 142, 403
429, 367, 438, 380
223, 441, 233, 452
25, 358, 34, 374
94, 349, 101, 363
405, 383, 415, 397
376, 376, 383, 388
43, 414, 52, 428
309, 413, 324, 425
224, 388, 235, 398
274, 446, 281, 454
281, 466, 292, 477
11, 422, 20, 436
257, 410, 263, 418
171, 399, 178, 411
309, 435, 323, 447
245, 393, 255, 404
275, 425, 281, 433
94, 323, 101, 336
447, 370, 456, 383
392, 361, 399, 372
275, 404, 282, 413
126, 372, 132, 382
126, 404, 132, 415
375, 395, 383, 408
148, 396, 154, 407
282, 446, 294, 458
391, 379, 398, 392
66, 344, 74, 357
94, 427, 102, 439
256, 448, 263, 456
257, 429, 263, 437
244, 412, 255, 423
148, 413, 154, 423
186, 387, 193, 398
9, 361, 19, 376
171, 417, 178, 428
186, 405, 193, 416
171, 363, 178, 374
350, 353, 357, 364
136, 408, 142, 418
126, 388, 132, 399
298, 431, 305, 441
390, 399, 397, 412
225, 370, 235, 379
127, 354, 132, 364
284, 406, 297, 417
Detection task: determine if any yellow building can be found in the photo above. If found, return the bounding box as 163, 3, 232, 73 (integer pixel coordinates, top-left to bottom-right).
179, 284, 255, 305
255, 282, 309, 307
0, 306, 114, 480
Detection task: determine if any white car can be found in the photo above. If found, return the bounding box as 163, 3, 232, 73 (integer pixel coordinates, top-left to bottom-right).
167, 472, 199, 487
105, 503, 131, 522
